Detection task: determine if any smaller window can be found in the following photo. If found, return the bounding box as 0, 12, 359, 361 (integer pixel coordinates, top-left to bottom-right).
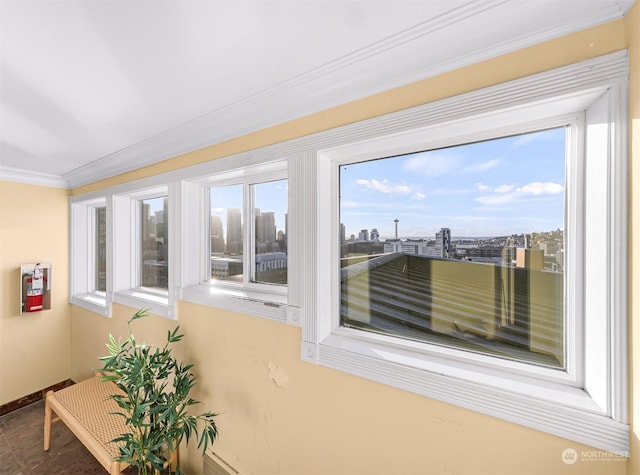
207, 177, 287, 291
69, 196, 109, 316
181, 161, 290, 323
112, 184, 174, 319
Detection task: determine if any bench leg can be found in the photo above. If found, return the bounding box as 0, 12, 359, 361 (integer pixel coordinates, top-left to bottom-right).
43, 391, 53, 451
109, 461, 121, 475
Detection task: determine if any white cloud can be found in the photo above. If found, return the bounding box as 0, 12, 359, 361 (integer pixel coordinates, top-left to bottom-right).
516, 181, 563, 195
412, 192, 426, 200
474, 181, 563, 206
356, 178, 411, 195
463, 158, 501, 173
495, 184, 517, 193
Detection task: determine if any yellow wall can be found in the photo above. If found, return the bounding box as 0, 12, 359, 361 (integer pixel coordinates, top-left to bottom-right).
0, 4, 624, 475
0, 181, 70, 404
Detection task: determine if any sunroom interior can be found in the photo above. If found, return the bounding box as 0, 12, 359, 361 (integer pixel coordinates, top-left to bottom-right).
1, 1, 640, 474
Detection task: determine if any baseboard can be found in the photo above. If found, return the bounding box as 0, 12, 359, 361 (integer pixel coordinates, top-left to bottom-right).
0, 379, 74, 417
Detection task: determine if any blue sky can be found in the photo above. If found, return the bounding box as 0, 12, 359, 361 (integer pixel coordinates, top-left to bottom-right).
340, 127, 566, 240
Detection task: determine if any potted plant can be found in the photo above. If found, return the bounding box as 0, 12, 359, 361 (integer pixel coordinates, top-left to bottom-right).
99, 309, 218, 475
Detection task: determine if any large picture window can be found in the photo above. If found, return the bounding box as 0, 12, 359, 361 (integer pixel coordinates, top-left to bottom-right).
302, 52, 628, 454
339, 127, 566, 368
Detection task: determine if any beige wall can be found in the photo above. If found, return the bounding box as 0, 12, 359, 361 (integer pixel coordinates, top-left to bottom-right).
72, 303, 628, 475
0, 181, 70, 405
0, 5, 629, 475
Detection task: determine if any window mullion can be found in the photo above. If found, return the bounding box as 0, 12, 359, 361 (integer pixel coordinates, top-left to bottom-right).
204, 185, 212, 284
133, 198, 142, 289
565, 118, 584, 387
244, 181, 255, 284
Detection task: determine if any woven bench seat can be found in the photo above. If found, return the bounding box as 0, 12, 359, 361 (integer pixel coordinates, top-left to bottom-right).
44, 375, 131, 474
44, 375, 179, 474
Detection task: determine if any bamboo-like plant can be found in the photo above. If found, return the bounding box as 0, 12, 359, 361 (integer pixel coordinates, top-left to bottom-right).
99, 309, 218, 475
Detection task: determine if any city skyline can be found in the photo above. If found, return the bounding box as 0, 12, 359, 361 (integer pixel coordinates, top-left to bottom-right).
340, 127, 566, 240
210, 180, 288, 243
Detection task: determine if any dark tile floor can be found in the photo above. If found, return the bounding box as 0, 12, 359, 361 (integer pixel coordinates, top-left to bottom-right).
0, 400, 133, 474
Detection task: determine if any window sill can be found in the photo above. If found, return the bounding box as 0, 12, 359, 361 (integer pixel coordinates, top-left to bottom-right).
304, 332, 629, 455
70, 292, 110, 317
113, 288, 174, 319
182, 283, 298, 325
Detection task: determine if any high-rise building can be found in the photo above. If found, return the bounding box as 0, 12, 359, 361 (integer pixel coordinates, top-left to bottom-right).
210, 215, 225, 253
436, 227, 451, 258
256, 211, 276, 246
226, 208, 242, 254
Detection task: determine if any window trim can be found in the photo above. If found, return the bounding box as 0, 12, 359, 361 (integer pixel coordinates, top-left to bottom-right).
206, 169, 288, 294
111, 184, 177, 319
69, 195, 110, 317
181, 160, 295, 324
299, 51, 629, 454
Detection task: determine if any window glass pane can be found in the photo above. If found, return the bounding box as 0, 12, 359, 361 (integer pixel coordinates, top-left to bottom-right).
210, 185, 244, 282
339, 127, 566, 368
95, 207, 107, 292
141, 197, 168, 289
253, 179, 288, 285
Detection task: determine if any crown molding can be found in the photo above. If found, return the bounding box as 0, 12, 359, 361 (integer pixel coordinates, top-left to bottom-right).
62, 0, 633, 189
0, 166, 69, 189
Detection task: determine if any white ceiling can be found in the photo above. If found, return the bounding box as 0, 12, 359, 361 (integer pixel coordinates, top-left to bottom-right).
0, 0, 635, 189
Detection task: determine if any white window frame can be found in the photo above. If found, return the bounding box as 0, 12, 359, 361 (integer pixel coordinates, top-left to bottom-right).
332, 116, 578, 382
207, 170, 288, 291
298, 51, 629, 454
111, 183, 178, 319
181, 160, 296, 323
69, 195, 110, 316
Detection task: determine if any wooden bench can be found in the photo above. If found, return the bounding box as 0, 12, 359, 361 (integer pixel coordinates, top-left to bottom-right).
44, 375, 179, 475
